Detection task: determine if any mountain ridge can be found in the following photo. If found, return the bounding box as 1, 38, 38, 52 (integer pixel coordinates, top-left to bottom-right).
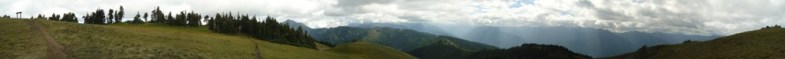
340, 22, 721, 57
605, 28, 785, 59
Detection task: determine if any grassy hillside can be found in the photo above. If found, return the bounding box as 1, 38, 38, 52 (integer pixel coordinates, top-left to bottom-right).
0, 18, 412, 59
469, 44, 592, 59
408, 39, 476, 59
606, 28, 785, 59
309, 27, 498, 52
309, 27, 442, 51
0, 19, 48, 59
309, 27, 497, 59
407, 36, 500, 59
328, 41, 417, 59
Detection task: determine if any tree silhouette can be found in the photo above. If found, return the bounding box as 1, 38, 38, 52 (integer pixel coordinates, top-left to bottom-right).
61, 12, 77, 22
1, 15, 9, 18
83, 13, 90, 23
762, 25, 784, 29
143, 12, 148, 22
150, 6, 166, 23
108, 9, 115, 24
187, 12, 202, 26
167, 12, 174, 24
117, 6, 125, 23
174, 11, 186, 26
49, 13, 60, 21
36, 14, 45, 19
131, 12, 143, 24
84, 9, 107, 24
96, 9, 106, 24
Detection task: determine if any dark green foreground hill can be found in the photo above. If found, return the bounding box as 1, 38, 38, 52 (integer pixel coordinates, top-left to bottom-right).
407, 36, 497, 59
0, 19, 414, 59
308, 27, 499, 59
606, 28, 785, 59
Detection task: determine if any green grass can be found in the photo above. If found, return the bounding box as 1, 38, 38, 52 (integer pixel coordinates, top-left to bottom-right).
0, 18, 414, 59
0, 18, 48, 59
607, 28, 785, 59
651, 28, 785, 59
328, 41, 417, 59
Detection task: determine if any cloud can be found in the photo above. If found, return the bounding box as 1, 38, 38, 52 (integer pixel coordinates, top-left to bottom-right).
1, 0, 784, 36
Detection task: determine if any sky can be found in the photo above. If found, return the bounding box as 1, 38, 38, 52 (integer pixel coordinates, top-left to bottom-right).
1, 0, 784, 36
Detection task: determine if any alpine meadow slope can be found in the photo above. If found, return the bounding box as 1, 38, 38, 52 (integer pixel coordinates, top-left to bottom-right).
0, 18, 414, 59
606, 27, 785, 59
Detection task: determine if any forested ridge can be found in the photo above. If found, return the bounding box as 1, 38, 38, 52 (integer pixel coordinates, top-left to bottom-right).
28, 6, 322, 49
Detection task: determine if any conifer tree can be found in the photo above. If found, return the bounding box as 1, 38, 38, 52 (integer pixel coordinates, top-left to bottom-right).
108, 9, 115, 24
143, 12, 148, 22
36, 14, 44, 19
117, 6, 125, 23
131, 12, 143, 24
167, 12, 174, 24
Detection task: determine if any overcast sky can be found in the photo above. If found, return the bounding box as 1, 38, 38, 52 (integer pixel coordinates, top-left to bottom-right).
1, 0, 784, 36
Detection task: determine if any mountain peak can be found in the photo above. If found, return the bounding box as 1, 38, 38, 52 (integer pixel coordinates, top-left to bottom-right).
283, 19, 310, 29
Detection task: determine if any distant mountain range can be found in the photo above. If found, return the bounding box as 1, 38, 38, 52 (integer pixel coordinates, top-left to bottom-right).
462, 26, 722, 57
282, 21, 501, 58
408, 38, 593, 59
285, 20, 484, 51
306, 26, 498, 52
303, 26, 595, 59
407, 36, 498, 59
286, 20, 723, 57
341, 22, 722, 57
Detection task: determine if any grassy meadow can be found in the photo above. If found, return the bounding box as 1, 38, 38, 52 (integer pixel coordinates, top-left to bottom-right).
0, 18, 414, 59
0, 19, 48, 59
606, 28, 785, 59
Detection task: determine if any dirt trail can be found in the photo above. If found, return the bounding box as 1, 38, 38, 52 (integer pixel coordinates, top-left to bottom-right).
26, 20, 69, 59
250, 40, 263, 59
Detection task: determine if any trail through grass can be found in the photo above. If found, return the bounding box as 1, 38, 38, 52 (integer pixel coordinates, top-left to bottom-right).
0, 19, 413, 59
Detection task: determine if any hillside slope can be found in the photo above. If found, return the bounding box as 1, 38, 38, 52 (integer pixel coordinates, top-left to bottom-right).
0, 19, 48, 58
340, 22, 721, 57
329, 41, 417, 59
606, 28, 785, 59
407, 37, 479, 59
469, 44, 592, 59
308, 27, 498, 52
0, 19, 412, 59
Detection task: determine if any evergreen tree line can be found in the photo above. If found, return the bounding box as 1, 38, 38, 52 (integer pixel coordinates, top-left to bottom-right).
83, 9, 107, 24
83, 6, 125, 24
762, 25, 782, 29
145, 7, 317, 48
52, 13, 78, 22
149, 6, 166, 24
144, 6, 201, 26
35, 13, 78, 22
35, 6, 321, 49
165, 11, 202, 26
206, 12, 318, 49
48, 13, 60, 21
73, 6, 203, 26
1, 15, 10, 18
146, 9, 320, 49
36, 14, 45, 19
